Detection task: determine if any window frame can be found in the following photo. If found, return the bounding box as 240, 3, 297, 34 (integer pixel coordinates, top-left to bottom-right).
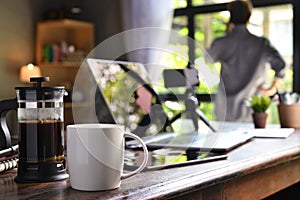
174, 0, 300, 94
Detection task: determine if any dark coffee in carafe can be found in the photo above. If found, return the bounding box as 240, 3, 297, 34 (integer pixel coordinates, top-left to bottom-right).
19, 120, 64, 164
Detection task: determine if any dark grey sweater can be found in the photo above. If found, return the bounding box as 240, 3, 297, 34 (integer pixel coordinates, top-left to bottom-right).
207, 25, 286, 122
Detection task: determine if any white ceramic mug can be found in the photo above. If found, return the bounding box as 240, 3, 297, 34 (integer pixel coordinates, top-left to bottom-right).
66, 123, 148, 191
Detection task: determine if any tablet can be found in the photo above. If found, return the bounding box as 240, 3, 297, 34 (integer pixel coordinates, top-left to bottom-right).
124, 148, 227, 171
126, 131, 254, 152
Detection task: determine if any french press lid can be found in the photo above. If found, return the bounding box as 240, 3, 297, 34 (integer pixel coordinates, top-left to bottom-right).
15, 77, 65, 101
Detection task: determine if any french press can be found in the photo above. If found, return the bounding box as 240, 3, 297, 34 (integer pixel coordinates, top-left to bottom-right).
0, 77, 68, 183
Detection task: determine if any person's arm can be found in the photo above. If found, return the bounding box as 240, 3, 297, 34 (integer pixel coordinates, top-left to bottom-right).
257, 77, 282, 96
257, 38, 286, 97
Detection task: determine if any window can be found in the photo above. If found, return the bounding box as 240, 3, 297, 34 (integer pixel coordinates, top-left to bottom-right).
158, 0, 300, 123
162, 0, 298, 122
193, 4, 293, 91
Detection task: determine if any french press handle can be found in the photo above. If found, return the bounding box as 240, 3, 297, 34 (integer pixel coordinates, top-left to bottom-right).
0, 98, 17, 148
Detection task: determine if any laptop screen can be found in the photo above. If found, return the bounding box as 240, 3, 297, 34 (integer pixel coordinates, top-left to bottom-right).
86, 58, 253, 153
86, 58, 168, 137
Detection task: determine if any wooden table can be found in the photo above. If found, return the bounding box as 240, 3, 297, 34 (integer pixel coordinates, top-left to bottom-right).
1, 128, 300, 199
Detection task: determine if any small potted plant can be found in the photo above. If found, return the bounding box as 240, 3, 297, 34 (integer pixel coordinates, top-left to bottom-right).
247, 95, 272, 128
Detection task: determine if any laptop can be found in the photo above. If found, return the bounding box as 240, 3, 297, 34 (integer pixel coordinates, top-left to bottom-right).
86, 58, 253, 153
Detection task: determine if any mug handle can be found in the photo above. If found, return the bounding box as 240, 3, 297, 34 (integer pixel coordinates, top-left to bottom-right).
121, 132, 149, 179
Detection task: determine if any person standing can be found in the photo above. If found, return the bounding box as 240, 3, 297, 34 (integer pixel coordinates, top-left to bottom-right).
207, 0, 286, 122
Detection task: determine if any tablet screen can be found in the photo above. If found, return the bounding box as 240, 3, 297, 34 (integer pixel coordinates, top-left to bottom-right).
124, 148, 227, 171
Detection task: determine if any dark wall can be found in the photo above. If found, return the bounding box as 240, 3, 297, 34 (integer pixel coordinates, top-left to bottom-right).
0, 0, 122, 134
74, 0, 122, 44
0, 0, 122, 99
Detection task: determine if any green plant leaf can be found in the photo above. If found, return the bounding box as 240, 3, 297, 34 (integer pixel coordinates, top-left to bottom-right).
247, 95, 272, 113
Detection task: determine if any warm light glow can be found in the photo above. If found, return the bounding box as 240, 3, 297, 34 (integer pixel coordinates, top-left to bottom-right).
27, 63, 34, 70
20, 63, 42, 83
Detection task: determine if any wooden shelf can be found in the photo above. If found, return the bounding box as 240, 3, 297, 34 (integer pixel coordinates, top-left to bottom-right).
38, 19, 94, 28
36, 19, 94, 66
39, 61, 83, 68
35, 19, 95, 127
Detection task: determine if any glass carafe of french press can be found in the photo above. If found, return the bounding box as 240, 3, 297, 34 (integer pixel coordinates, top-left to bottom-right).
14, 77, 69, 182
